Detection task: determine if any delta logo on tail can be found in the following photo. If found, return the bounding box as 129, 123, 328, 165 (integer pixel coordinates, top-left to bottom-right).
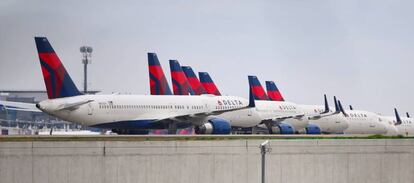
148, 53, 173, 95
181, 66, 207, 95
169, 60, 194, 95
34, 37, 81, 99
199, 72, 221, 96
266, 81, 285, 101
248, 76, 269, 100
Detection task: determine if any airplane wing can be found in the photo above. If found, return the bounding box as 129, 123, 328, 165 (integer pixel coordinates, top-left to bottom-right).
155, 88, 257, 124
304, 95, 343, 120
306, 112, 338, 120
154, 105, 254, 124
0, 100, 42, 112
261, 113, 306, 123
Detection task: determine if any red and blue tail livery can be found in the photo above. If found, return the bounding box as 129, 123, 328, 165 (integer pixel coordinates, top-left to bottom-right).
148, 53, 173, 95
169, 60, 194, 95
34, 37, 82, 99
248, 75, 269, 100
265, 81, 285, 101
199, 72, 221, 96
181, 66, 207, 95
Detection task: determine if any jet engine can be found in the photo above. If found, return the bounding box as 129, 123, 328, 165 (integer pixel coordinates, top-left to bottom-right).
195, 118, 231, 134
305, 124, 322, 134
270, 123, 295, 134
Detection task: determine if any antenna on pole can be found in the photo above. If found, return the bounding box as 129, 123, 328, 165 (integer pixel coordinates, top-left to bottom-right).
80, 46, 93, 94
260, 140, 271, 183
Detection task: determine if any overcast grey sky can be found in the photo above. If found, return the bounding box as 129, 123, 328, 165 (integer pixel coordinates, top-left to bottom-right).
0, 0, 413, 115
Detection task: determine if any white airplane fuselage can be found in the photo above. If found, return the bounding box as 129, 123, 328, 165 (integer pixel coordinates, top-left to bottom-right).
217, 108, 262, 128
343, 110, 388, 135
395, 117, 414, 136
37, 94, 251, 129
300, 105, 349, 134
379, 116, 400, 136
254, 100, 308, 132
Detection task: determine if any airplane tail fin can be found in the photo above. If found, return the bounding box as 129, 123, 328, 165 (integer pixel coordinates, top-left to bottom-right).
265, 81, 285, 101
34, 37, 82, 99
181, 66, 207, 95
148, 53, 172, 95
248, 77, 256, 108
407, 112, 411, 118
248, 75, 269, 100
169, 60, 194, 95
395, 108, 402, 125
198, 72, 222, 96
349, 105, 354, 110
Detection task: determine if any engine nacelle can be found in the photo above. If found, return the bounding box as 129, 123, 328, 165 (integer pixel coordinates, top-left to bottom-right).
270, 123, 295, 134
195, 118, 231, 134
305, 124, 321, 134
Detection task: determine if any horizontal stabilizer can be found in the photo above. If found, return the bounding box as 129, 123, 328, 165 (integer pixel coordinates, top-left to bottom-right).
57, 100, 94, 111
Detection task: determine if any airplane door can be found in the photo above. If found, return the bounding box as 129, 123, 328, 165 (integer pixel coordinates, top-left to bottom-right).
203, 99, 211, 113
88, 103, 93, 115
169, 103, 175, 113
247, 109, 252, 116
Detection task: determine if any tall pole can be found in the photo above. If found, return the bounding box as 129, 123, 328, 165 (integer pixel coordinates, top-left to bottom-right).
261, 145, 266, 183
260, 140, 270, 183
80, 46, 92, 94
84, 56, 88, 93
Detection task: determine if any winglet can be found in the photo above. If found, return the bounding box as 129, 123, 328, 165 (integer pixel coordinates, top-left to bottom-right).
248, 75, 269, 101
321, 94, 329, 114
338, 100, 348, 117
395, 108, 402, 125
333, 96, 340, 114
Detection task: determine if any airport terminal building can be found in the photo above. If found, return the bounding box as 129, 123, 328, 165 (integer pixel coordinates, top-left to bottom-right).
0, 90, 99, 132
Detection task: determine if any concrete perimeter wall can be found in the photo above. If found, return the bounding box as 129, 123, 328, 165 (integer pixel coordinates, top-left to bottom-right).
1, 139, 414, 183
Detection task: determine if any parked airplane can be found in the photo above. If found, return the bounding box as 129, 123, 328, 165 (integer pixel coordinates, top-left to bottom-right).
265, 81, 349, 134
177, 64, 319, 134
248, 76, 310, 133
176, 65, 328, 134
340, 103, 388, 135
148, 59, 262, 131
379, 108, 401, 136
34, 37, 254, 134
392, 109, 414, 136
264, 79, 387, 135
